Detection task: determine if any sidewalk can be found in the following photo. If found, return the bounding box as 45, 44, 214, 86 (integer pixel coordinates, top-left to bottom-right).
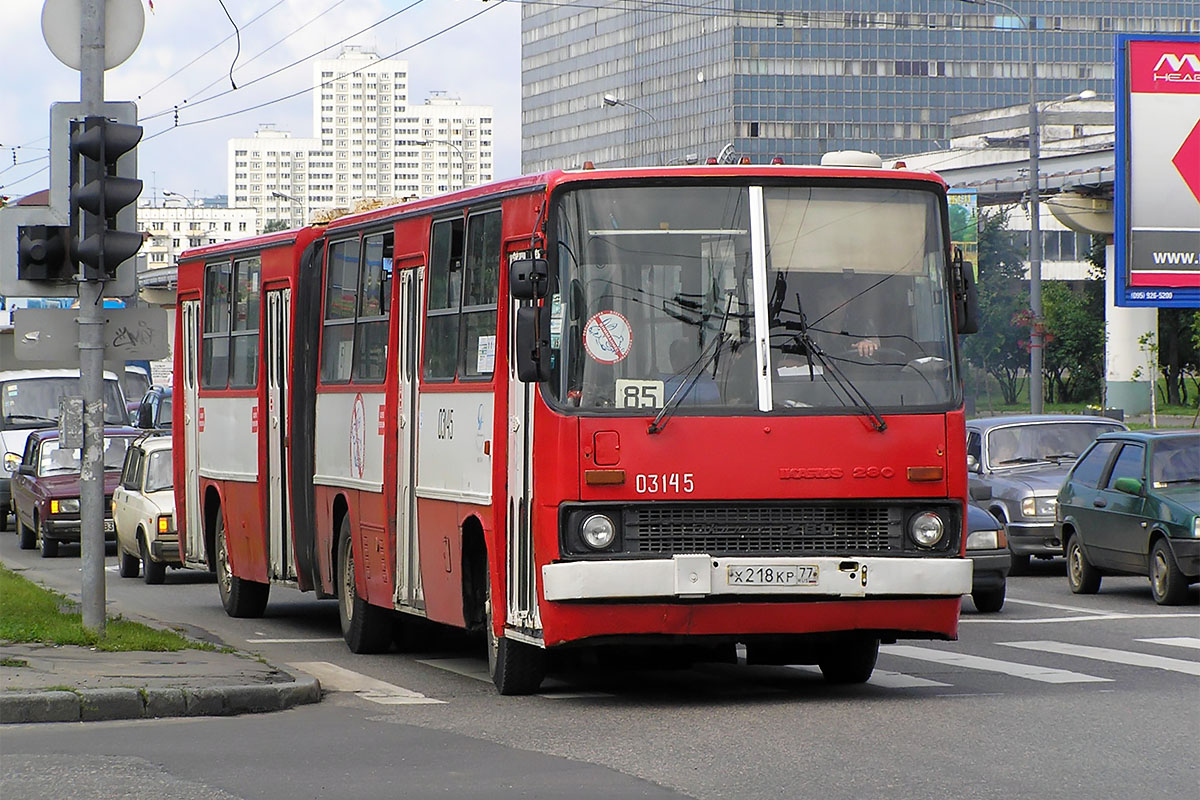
0, 642, 320, 724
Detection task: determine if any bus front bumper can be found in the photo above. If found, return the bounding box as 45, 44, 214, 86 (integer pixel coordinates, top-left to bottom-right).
542, 555, 972, 602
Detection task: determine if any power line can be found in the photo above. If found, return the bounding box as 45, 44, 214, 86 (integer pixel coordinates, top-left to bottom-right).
143, 0, 505, 141
141, 0, 430, 124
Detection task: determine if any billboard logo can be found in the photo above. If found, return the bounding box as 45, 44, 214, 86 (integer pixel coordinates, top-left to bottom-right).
1153, 53, 1200, 83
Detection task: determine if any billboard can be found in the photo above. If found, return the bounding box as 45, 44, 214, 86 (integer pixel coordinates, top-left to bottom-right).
1114, 34, 1200, 308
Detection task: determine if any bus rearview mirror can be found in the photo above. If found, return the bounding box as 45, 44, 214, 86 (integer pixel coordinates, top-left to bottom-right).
515, 305, 550, 382
510, 258, 549, 300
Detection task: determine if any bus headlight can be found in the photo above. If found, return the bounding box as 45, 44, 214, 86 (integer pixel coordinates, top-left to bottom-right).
909, 512, 945, 548
580, 514, 617, 550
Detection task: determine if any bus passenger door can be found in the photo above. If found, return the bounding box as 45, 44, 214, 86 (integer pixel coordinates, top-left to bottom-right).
180, 300, 206, 568
505, 251, 541, 635
394, 267, 424, 610
265, 289, 296, 582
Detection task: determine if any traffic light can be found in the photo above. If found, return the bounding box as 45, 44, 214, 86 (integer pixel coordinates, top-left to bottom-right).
71, 115, 143, 280
16, 224, 72, 281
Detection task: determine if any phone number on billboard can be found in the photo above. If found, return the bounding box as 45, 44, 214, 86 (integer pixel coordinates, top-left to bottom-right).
1128, 290, 1175, 300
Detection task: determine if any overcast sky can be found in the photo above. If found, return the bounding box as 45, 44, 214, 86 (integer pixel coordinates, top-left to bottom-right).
0, 0, 522, 205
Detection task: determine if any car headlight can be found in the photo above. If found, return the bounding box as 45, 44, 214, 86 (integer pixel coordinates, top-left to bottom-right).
909, 512, 945, 548
3, 452, 20, 473
1021, 496, 1057, 517
51, 498, 80, 514
967, 529, 1004, 550
580, 514, 617, 550
1193, 516, 1200, 538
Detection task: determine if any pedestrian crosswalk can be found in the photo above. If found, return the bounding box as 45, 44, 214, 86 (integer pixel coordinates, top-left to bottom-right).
295, 636, 1200, 706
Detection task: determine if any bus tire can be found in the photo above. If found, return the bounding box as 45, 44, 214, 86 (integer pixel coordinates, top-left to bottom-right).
818, 636, 879, 684
336, 516, 391, 654
486, 568, 545, 695
215, 511, 269, 617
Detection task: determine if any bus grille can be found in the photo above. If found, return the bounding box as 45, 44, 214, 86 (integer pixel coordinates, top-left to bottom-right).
624, 504, 897, 556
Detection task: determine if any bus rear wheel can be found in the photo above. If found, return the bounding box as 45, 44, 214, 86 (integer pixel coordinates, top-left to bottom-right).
486, 567, 545, 695
336, 516, 392, 654
215, 511, 269, 618
818, 636, 879, 684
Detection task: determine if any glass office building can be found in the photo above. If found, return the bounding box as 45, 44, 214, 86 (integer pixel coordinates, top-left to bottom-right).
520, 1, 1197, 173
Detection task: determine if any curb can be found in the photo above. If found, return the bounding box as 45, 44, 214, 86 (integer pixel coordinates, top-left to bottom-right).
0, 677, 321, 724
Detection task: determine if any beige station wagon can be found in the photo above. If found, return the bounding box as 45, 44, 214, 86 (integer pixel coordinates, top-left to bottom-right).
113, 434, 179, 584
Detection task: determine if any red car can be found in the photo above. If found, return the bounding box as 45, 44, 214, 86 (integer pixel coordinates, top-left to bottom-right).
11, 426, 140, 557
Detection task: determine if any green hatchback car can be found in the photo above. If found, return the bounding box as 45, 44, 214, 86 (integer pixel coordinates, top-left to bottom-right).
1057, 430, 1199, 605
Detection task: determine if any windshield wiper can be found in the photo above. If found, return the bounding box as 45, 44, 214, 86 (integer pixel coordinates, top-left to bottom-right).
996, 457, 1041, 465
1040, 452, 1078, 462
648, 294, 734, 435
784, 291, 887, 433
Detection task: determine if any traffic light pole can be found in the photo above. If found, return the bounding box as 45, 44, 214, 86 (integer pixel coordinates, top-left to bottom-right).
79, 0, 106, 634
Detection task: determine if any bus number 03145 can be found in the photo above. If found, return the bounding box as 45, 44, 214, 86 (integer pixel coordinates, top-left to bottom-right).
635, 473, 695, 494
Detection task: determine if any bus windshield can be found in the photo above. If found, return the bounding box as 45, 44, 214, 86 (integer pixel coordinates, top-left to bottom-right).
546, 182, 957, 414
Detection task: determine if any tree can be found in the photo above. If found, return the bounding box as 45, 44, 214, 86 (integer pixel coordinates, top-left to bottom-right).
962, 207, 1028, 405
262, 218, 290, 234
1042, 280, 1104, 403
1157, 308, 1200, 407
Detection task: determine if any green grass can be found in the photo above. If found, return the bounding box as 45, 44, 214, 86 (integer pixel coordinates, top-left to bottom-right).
0, 564, 212, 652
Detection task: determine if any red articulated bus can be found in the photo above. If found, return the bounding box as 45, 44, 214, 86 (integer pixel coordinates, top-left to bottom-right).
174, 154, 980, 694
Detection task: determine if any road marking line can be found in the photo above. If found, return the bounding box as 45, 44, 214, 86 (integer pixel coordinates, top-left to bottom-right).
289, 661, 445, 705
1003, 598, 1124, 615
881, 645, 1110, 684
961, 613, 1200, 624
1001, 641, 1200, 677
246, 637, 345, 643
1136, 637, 1200, 650
788, 665, 950, 688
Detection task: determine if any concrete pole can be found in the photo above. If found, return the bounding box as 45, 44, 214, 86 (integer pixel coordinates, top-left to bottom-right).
79, 0, 107, 634
1026, 28, 1044, 414
1104, 243, 1157, 417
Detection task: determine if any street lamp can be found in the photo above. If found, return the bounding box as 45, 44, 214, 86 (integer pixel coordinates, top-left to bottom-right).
417, 139, 466, 191
162, 189, 193, 207
163, 190, 197, 251
958, 0, 1049, 412
603, 92, 661, 166
271, 190, 304, 227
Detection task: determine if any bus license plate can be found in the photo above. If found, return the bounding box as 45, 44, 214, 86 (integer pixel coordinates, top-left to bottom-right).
727, 565, 819, 586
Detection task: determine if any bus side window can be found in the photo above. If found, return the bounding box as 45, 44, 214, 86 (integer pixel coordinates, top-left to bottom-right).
460, 209, 501, 380
201, 261, 232, 388
425, 217, 465, 381
353, 233, 393, 384
229, 256, 261, 388
321, 238, 360, 383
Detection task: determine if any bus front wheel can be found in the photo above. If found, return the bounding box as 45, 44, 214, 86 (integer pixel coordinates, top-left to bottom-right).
486, 568, 545, 695
818, 636, 879, 684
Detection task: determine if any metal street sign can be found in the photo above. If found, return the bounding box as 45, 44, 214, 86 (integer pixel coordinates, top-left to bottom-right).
12, 306, 168, 361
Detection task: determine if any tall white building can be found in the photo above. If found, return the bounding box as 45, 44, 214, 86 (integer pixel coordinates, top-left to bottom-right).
139, 199, 258, 269
227, 127, 327, 230
224, 46, 495, 225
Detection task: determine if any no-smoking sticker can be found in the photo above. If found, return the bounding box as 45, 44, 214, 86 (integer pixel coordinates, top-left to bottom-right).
583, 310, 633, 364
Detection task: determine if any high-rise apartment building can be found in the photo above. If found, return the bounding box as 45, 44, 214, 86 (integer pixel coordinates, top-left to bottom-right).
521, 1, 1196, 172
228, 46, 494, 226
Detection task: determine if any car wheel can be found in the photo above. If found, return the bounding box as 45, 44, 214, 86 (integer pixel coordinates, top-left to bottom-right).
335, 516, 392, 654
1066, 534, 1100, 594
18, 520, 36, 550
39, 528, 58, 558
818, 636, 879, 684
0, 508, 8, 533
486, 563, 546, 695
118, 546, 140, 578
141, 536, 166, 585
972, 581, 1006, 613
214, 510, 269, 617
1150, 539, 1189, 606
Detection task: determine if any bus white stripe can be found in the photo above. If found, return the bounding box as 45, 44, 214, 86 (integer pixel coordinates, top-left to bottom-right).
881, 645, 1110, 683
1002, 641, 1200, 676
1136, 637, 1200, 650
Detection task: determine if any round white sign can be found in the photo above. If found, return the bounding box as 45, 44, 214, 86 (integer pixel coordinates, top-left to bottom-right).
583, 310, 633, 364
42, 0, 145, 71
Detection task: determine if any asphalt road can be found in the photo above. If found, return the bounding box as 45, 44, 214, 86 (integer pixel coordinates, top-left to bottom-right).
2, 534, 1197, 800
